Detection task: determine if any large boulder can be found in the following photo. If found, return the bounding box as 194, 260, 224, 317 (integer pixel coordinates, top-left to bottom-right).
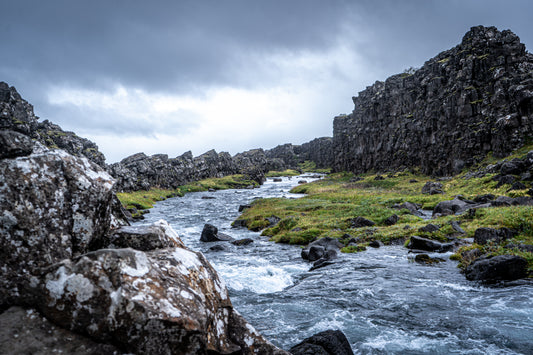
301, 237, 343, 261
473, 227, 516, 245
200, 223, 235, 242
108, 220, 186, 251
465, 255, 528, 281
0, 145, 116, 308
289, 329, 354, 355
37, 246, 285, 354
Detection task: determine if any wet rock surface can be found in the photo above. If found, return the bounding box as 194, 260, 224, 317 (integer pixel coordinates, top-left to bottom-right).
465, 254, 528, 281
289, 329, 354, 355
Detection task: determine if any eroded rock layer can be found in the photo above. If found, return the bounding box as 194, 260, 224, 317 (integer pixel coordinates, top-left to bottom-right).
333, 26, 533, 176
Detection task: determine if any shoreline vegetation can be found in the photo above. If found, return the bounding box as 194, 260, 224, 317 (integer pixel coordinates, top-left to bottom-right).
234, 143, 533, 277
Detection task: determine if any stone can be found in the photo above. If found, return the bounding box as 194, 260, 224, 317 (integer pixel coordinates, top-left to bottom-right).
392, 202, 422, 216
0, 130, 34, 159
407, 236, 454, 253
301, 237, 343, 261
500, 161, 525, 175
200, 224, 235, 242
266, 215, 281, 227
507, 181, 527, 191
238, 204, 251, 212
473, 194, 496, 203
231, 238, 254, 246
209, 244, 231, 252
349, 216, 376, 228
433, 197, 472, 216
450, 221, 466, 234
108, 220, 186, 251
201, 196, 216, 199
473, 227, 516, 245
414, 254, 445, 264
290, 329, 354, 355
298, 180, 308, 184
422, 181, 443, 195
495, 175, 516, 187
418, 224, 441, 233
368, 240, 383, 248
273, 178, 283, 182
384, 214, 399, 226
465, 255, 528, 281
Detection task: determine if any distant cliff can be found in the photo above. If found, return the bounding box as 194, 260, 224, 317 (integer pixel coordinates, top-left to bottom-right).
333, 26, 533, 176
0, 82, 106, 167
109, 137, 334, 192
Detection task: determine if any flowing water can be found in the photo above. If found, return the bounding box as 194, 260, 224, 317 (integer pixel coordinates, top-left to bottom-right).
136, 176, 533, 354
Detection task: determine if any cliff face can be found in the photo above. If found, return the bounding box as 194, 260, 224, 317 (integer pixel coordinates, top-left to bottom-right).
333, 26, 533, 176
0, 82, 107, 167
265, 137, 333, 169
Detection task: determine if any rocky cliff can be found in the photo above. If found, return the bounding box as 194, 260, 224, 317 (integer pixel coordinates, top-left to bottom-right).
0, 82, 107, 167
333, 26, 533, 176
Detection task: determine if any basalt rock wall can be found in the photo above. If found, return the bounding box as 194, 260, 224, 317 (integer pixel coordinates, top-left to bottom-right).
333, 26, 533, 176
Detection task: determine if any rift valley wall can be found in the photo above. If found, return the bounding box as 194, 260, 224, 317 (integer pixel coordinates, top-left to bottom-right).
333, 26, 533, 176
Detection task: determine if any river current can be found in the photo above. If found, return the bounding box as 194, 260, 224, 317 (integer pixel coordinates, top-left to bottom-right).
136, 176, 533, 354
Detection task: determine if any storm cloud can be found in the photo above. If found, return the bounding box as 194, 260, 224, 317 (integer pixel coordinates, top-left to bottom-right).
1, 0, 532, 162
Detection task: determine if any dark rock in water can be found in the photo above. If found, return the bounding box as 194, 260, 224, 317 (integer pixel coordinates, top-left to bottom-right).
474, 227, 516, 245
349, 216, 376, 228
407, 236, 454, 252
422, 181, 443, 195
0, 130, 34, 159
209, 244, 231, 252
309, 258, 336, 271
208, 188, 216, 192
450, 221, 466, 234
414, 254, 445, 264
384, 214, 399, 226
231, 238, 254, 246
290, 329, 354, 355
368, 240, 383, 248
302, 237, 343, 261
418, 224, 441, 233
332, 26, 533, 177
0, 307, 120, 355
232, 219, 247, 228
202, 195, 216, 199
273, 178, 283, 182
238, 204, 252, 212
200, 224, 235, 242
465, 255, 528, 281
298, 180, 308, 184
108, 221, 185, 251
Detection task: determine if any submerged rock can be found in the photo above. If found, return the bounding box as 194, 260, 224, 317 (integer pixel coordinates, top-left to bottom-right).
290, 329, 354, 355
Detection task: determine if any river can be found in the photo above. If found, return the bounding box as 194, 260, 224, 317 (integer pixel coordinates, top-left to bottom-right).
136, 175, 533, 354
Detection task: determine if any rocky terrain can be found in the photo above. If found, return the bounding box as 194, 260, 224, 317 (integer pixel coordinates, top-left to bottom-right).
333, 26, 533, 176
1, 85, 290, 354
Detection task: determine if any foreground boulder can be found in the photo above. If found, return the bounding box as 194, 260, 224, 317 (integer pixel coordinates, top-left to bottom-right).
465, 255, 528, 281
109, 220, 186, 250
289, 329, 353, 355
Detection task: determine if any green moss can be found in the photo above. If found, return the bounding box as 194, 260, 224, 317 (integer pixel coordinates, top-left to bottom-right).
266, 169, 301, 177
341, 245, 367, 253
298, 161, 331, 173
437, 57, 450, 64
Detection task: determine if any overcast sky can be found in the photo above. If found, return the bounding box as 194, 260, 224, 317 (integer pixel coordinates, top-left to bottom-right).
1, 1, 532, 163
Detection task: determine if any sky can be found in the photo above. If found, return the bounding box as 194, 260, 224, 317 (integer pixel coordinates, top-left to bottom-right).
1, 0, 532, 163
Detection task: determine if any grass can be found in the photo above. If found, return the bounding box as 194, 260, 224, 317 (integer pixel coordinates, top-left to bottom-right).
235, 163, 532, 273
298, 160, 331, 173
117, 174, 259, 217
266, 169, 301, 177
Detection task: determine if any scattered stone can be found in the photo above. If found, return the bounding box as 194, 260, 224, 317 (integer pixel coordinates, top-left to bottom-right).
407, 236, 454, 252
201, 196, 216, 199
232, 219, 247, 228
238, 204, 251, 212
266, 215, 281, 227
450, 221, 465, 234
433, 197, 471, 216
231, 238, 254, 246
208, 188, 216, 192
409, 179, 418, 183
209, 244, 231, 252
507, 181, 527, 191
289, 329, 354, 355
298, 180, 308, 184
384, 214, 399, 226
368, 240, 383, 248
291, 227, 303, 232
418, 224, 441, 233
465, 255, 528, 281
473, 194, 496, 203
374, 175, 385, 180
414, 254, 445, 264
504, 244, 533, 253
350, 176, 363, 182
473, 227, 516, 245
200, 224, 235, 242
349, 216, 376, 228
392, 202, 423, 216
495, 175, 516, 187
422, 181, 443, 195
273, 178, 282, 182
0, 130, 34, 159
301, 237, 343, 261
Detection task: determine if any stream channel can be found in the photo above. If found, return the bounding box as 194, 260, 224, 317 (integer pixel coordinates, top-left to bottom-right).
136, 175, 533, 354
